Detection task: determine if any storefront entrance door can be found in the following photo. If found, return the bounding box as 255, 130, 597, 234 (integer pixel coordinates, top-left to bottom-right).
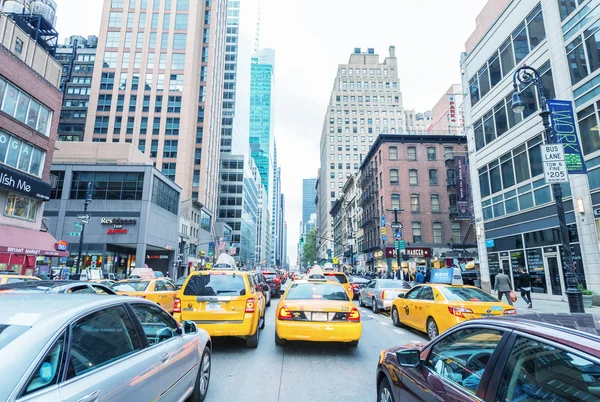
544, 254, 564, 297
500, 258, 511, 288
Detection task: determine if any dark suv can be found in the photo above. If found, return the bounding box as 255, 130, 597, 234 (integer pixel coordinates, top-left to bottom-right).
261, 270, 281, 298
376, 313, 600, 402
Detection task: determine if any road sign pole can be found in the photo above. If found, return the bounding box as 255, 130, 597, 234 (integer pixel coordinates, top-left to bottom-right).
75, 182, 92, 274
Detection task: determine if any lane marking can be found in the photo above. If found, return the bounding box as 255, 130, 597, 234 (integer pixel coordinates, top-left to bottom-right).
412, 340, 423, 343
393, 329, 405, 335
380, 321, 389, 326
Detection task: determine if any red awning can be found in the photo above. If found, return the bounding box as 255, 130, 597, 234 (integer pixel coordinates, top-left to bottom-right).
0, 226, 68, 257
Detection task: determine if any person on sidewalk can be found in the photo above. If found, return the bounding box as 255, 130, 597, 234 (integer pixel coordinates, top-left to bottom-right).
494, 268, 513, 306
518, 268, 533, 308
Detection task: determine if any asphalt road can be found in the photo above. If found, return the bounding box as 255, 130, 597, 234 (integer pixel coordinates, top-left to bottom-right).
206, 283, 428, 402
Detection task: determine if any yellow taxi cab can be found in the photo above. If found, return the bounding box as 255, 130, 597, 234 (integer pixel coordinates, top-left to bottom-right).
0, 274, 40, 285
110, 278, 178, 313
173, 254, 266, 348
391, 268, 516, 340
321, 270, 353, 300
275, 267, 362, 347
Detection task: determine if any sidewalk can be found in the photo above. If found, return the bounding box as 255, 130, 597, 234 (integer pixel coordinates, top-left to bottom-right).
511, 297, 600, 314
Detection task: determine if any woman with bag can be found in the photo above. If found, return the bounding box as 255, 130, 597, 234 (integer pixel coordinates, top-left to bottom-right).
518, 268, 533, 308
494, 268, 514, 306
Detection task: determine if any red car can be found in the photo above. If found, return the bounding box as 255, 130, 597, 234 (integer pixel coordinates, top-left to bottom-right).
376, 313, 600, 402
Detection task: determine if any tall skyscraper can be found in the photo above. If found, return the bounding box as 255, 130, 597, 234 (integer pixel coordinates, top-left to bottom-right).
317, 47, 404, 260
220, 0, 239, 154
302, 178, 317, 232
85, 0, 227, 228
249, 47, 275, 193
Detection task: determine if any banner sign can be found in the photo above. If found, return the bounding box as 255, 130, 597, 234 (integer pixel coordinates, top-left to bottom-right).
0, 164, 51, 200
547, 99, 587, 174
454, 156, 470, 220
448, 95, 458, 127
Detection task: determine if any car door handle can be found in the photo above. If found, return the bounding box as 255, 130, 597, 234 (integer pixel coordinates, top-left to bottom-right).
77, 390, 100, 402
160, 353, 169, 363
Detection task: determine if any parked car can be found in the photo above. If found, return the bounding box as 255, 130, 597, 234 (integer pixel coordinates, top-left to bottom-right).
349, 276, 370, 300
376, 313, 600, 402
0, 294, 211, 402
253, 271, 272, 307
0, 274, 40, 285
261, 269, 282, 298
0, 280, 116, 295
358, 279, 411, 313
110, 279, 178, 313
88, 279, 116, 287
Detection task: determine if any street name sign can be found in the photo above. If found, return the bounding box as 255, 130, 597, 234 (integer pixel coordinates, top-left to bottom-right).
390, 223, 403, 229
542, 144, 568, 184
77, 214, 91, 220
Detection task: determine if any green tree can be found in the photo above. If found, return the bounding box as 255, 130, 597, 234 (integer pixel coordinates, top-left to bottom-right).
302, 229, 317, 267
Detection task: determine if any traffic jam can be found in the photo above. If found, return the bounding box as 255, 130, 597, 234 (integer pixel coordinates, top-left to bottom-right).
0, 256, 599, 402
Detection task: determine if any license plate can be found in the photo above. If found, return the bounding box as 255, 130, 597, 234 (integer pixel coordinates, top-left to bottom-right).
206, 302, 221, 311
482, 314, 494, 317
312, 312, 328, 321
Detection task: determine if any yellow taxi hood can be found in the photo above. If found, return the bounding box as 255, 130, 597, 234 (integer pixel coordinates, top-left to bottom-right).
279, 299, 354, 312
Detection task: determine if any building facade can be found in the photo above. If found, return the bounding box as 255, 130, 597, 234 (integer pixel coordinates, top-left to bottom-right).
255, 183, 270, 266
178, 198, 212, 277
317, 46, 405, 261
358, 134, 474, 273
55, 35, 98, 142
302, 177, 317, 233
45, 142, 180, 277
427, 84, 465, 135
84, 0, 227, 228
461, 0, 600, 297
0, 10, 66, 274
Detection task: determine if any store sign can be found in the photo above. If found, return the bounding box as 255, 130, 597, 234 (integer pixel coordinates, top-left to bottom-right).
147, 254, 169, 260
385, 247, 396, 258
0, 246, 62, 256
0, 164, 51, 201
55, 240, 68, 251
454, 156, 471, 220
107, 229, 127, 234
405, 248, 431, 258
448, 95, 458, 127
101, 218, 137, 228
548, 100, 587, 174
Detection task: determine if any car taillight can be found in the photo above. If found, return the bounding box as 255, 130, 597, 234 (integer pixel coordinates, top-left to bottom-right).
447, 306, 473, 318
245, 298, 255, 313
278, 306, 292, 320
173, 298, 181, 313
351, 283, 357, 289
348, 307, 360, 322
382, 290, 387, 299
503, 309, 517, 315
274, 277, 280, 283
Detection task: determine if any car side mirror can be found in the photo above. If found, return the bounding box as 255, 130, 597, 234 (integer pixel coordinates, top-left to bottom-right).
182, 320, 198, 334
396, 349, 421, 368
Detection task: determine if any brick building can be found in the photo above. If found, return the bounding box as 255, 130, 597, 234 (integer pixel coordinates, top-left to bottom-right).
0, 10, 67, 274
358, 134, 475, 273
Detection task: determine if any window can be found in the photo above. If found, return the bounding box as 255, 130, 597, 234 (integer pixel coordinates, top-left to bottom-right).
389, 146, 398, 160
108, 11, 123, 27
163, 140, 178, 158
390, 169, 399, 184
497, 336, 600, 402
176, 0, 189, 10
171, 53, 185, 70
410, 194, 420, 212
433, 222, 442, 243
431, 194, 440, 213
22, 331, 67, 396
4, 194, 39, 221
412, 222, 422, 242
577, 104, 600, 156
66, 307, 141, 379
130, 303, 179, 346
408, 147, 416, 161
427, 147, 436, 160
105, 31, 120, 48
0, 78, 52, 136
71, 172, 144, 200
409, 169, 418, 185
452, 223, 461, 243
558, 0, 579, 20
425, 328, 504, 394
173, 33, 186, 50
152, 177, 179, 213
175, 13, 188, 29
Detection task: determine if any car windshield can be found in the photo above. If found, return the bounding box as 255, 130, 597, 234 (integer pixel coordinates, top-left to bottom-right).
324, 273, 348, 284
440, 287, 499, 302
0, 324, 30, 350
285, 283, 350, 301
110, 282, 150, 292
183, 274, 246, 296
378, 279, 410, 289
175, 276, 187, 285
6, 278, 38, 284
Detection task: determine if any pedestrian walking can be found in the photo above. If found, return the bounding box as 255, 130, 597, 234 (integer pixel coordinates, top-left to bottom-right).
415, 270, 425, 284
518, 268, 533, 308
494, 269, 513, 306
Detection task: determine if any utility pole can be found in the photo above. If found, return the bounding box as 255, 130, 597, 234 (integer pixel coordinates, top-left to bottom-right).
75, 182, 93, 274
386, 208, 404, 276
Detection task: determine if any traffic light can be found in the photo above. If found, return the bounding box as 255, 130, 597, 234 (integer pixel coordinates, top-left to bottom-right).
381, 227, 386, 235
300, 237, 304, 246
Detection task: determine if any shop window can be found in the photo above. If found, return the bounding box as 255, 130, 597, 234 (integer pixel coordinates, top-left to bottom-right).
0, 131, 45, 177
4, 194, 39, 221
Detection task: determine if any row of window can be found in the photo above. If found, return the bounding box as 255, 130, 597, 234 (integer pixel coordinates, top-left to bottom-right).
329, 135, 373, 143
100, 72, 183, 92
104, 52, 186, 71
340, 81, 398, 90
108, 11, 189, 30
106, 31, 187, 51
330, 108, 400, 116
69, 172, 145, 201
335, 94, 400, 104
474, 62, 554, 151
96, 94, 181, 114
330, 117, 401, 125
95, 116, 180, 136
4, 193, 39, 222
566, 14, 600, 86
364, 221, 461, 245
111, 0, 189, 11
339, 67, 391, 77
0, 131, 46, 178
0, 77, 52, 137
469, 4, 545, 107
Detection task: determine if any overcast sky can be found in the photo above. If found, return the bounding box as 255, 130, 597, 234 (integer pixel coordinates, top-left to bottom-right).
56, 0, 487, 266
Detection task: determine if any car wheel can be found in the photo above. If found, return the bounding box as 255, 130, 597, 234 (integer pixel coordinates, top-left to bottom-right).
188, 347, 211, 402
275, 331, 286, 346
372, 298, 380, 314
392, 307, 402, 327
259, 313, 266, 330
378, 377, 395, 402
246, 326, 259, 348
346, 340, 359, 347
427, 317, 439, 340
359, 294, 365, 307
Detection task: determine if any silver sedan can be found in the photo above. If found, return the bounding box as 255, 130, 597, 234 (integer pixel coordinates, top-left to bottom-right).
0, 294, 212, 402
358, 279, 412, 313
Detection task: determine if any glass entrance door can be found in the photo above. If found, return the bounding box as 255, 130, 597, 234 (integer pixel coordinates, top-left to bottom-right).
545, 255, 563, 296
500, 258, 511, 290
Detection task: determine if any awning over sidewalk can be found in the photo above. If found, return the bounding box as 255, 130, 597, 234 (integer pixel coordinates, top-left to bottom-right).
0, 226, 68, 257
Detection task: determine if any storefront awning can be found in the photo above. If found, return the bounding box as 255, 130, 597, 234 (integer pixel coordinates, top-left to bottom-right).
0, 226, 68, 257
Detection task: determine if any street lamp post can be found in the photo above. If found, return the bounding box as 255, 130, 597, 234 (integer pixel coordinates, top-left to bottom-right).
512, 66, 584, 313
386, 208, 404, 276
75, 182, 93, 274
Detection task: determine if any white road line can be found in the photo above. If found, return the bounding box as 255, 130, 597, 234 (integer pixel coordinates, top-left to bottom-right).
393, 329, 405, 335
412, 340, 423, 343
379, 321, 389, 326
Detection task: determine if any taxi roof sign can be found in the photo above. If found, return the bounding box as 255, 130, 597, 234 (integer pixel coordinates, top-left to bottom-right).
429, 268, 463, 286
